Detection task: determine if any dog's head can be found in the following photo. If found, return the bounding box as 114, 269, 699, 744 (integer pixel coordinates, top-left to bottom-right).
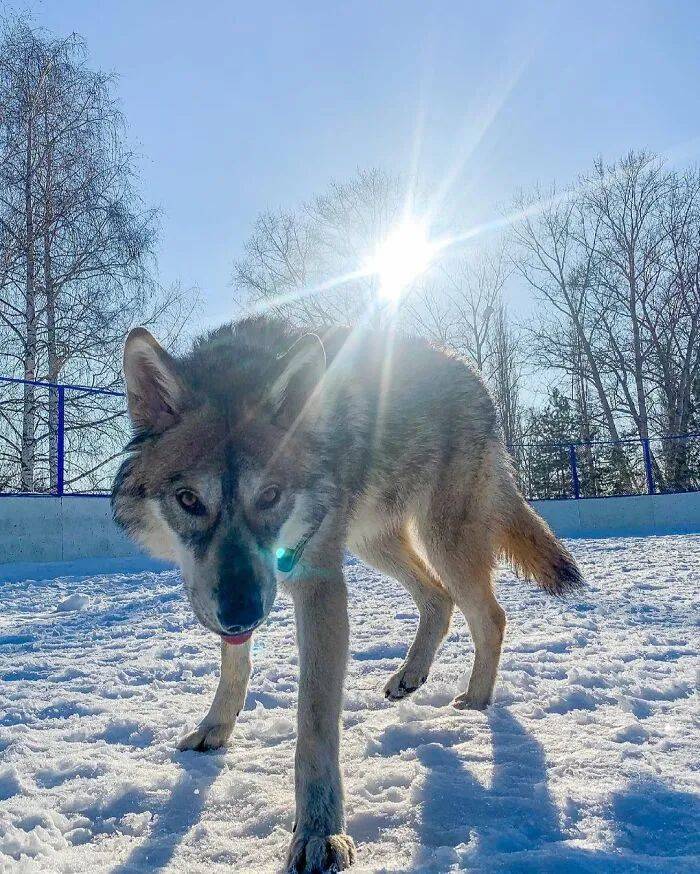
112, 324, 329, 642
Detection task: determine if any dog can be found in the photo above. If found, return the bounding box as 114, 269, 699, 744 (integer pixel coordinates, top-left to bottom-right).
112, 316, 582, 872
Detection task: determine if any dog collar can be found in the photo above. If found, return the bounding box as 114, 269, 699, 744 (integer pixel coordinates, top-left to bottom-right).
275, 526, 318, 574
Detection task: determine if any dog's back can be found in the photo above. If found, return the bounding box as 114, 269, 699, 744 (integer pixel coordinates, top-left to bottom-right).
201, 317, 581, 599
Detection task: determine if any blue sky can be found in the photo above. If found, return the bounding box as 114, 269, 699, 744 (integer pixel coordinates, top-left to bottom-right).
35, 0, 700, 326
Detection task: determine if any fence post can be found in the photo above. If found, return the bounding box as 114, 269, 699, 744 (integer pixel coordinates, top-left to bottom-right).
56, 385, 65, 497
568, 443, 580, 499
641, 437, 655, 495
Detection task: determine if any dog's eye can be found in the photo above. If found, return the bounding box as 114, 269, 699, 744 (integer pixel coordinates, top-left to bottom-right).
176, 489, 206, 516
257, 485, 281, 510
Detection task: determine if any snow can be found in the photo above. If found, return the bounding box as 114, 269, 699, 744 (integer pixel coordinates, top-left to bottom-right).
0, 535, 698, 872
55, 594, 90, 613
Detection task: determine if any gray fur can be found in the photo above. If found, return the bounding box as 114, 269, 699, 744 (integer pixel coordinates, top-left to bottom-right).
112, 316, 583, 872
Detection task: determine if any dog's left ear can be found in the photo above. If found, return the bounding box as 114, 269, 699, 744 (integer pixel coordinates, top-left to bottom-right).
269, 333, 326, 422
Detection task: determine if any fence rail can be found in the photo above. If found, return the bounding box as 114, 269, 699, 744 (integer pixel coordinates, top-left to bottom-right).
509, 432, 700, 500
1, 376, 699, 500
0, 375, 128, 497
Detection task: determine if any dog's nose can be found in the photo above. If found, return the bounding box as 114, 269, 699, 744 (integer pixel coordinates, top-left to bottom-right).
216, 583, 264, 632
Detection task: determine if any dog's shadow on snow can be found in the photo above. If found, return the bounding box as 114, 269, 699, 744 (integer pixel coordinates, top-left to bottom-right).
415, 707, 562, 854
395, 707, 699, 869
110, 753, 223, 874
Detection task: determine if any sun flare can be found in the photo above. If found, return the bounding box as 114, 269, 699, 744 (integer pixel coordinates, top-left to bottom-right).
367, 219, 435, 302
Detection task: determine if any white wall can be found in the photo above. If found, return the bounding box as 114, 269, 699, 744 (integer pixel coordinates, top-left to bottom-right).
532, 491, 700, 539
1, 492, 699, 570
0, 496, 140, 565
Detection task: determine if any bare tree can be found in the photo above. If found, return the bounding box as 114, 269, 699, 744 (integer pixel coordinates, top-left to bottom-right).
583, 153, 672, 443
0, 18, 193, 493
652, 170, 700, 441
489, 302, 523, 448
514, 152, 700, 491
511, 183, 624, 443
407, 241, 525, 445
233, 168, 408, 327
406, 246, 506, 364
233, 152, 700, 497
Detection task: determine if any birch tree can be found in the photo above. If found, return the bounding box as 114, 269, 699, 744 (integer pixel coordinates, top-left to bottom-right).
0, 18, 191, 492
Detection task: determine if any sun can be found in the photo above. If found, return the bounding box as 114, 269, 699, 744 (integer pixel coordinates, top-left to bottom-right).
367, 219, 435, 302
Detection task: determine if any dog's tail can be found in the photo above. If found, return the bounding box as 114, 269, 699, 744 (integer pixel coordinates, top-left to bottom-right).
495, 482, 583, 596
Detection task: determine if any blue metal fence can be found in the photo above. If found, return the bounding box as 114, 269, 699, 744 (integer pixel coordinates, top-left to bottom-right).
510, 433, 700, 500
1, 375, 699, 499
0, 375, 126, 497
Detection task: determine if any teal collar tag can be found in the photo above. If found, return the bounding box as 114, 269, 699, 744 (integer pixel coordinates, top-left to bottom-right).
276, 546, 299, 574
275, 523, 320, 574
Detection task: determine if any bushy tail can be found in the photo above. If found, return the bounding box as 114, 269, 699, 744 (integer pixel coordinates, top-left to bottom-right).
497, 493, 583, 596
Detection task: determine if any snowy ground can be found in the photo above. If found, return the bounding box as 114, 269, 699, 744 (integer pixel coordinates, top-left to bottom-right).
0, 536, 698, 873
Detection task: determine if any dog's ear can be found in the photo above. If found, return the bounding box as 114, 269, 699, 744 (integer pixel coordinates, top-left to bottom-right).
123, 328, 184, 432
269, 333, 326, 422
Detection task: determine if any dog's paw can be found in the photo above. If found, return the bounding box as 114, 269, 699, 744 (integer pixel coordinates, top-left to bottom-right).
177, 722, 233, 752
451, 691, 489, 711
286, 832, 356, 872
383, 663, 428, 701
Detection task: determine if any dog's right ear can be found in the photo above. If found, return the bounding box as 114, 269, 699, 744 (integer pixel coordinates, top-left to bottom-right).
123, 328, 184, 432
269, 333, 326, 424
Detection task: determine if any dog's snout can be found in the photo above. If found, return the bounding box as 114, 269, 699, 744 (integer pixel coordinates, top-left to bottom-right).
215, 530, 274, 633
216, 583, 265, 632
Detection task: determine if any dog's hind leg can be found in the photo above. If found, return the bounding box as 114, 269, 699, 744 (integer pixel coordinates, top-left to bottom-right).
178, 636, 252, 751
416, 507, 506, 710
354, 529, 454, 700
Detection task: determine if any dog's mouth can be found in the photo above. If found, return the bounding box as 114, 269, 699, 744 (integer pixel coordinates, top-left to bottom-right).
190, 606, 265, 644
220, 630, 253, 646
218, 615, 266, 645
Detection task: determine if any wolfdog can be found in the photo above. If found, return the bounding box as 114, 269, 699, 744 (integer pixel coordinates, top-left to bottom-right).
112, 316, 582, 872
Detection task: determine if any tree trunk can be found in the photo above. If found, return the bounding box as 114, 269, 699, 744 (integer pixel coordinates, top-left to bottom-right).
45, 229, 58, 491
20, 118, 36, 492
43, 99, 59, 492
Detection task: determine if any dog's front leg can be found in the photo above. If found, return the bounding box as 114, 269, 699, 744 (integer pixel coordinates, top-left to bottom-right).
178, 637, 252, 752
286, 569, 356, 872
